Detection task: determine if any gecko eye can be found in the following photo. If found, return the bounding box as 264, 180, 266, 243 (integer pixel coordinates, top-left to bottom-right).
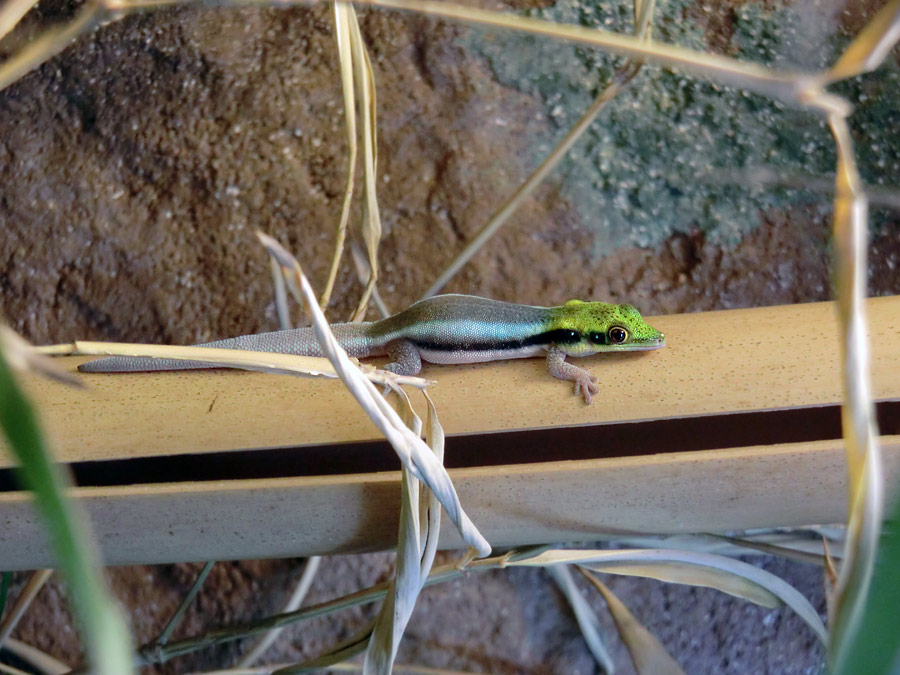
608, 326, 628, 343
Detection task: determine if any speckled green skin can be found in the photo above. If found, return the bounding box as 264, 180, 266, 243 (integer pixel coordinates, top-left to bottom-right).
544, 299, 666, 357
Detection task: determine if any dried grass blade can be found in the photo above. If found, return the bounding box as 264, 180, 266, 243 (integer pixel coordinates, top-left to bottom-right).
350, 241, 391, 318
1, 327, 80, 387
0, 0, 36, 42
608, 532, 841, 563
238, 557, 322, 667
257, 231, 490, 557
633, 0, 655, 40
0, 0, 101, 92
320, 1, 360, 309
359, 0, 804, 103
348, 7, 382, 322
272, 622, 373, 673
419, 391, 443, 581
364, 465, 423, 674
580, 569, 685, 675
584, 562, 781, 608
365, 387, 445, 674
2, 637, 69, 675
512, 549, 826, 643
827, 0, 900, 82
546, 565, 614, 673
270, 257, 292, 330
827, 111, 884, 673
705, 534, 828, 567
0, 569, 52, 649
423, 0, 654, 297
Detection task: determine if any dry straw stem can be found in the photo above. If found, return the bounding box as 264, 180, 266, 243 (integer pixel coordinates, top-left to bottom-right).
1, 638, 70, 675
0, 327, 80, 387
346, 6, 382, 323
270, 257, 292, 331
364, 468, 423, 673
350, 240, 391, 318
136, 544, 822, 665
546, 564, 614, 673
369, 391, 446, 673
0, 569, 53, 650
580, 569, 686, 675
423, 0, 655, 297
704, 534, 830, 567
826, 0, 900, 82
0, 0, 36, 46
514, 549, 827, 644
364, 393, 430, 674
192, 664, 479, 674
153, 561, 216, 649
319, 1, 361, 310
237, 556, 321, 667
271, 621, 374, 672
815, 4, 900, 661
697, 166, 900, 211
1, 0, 807, 103
606, 532, 843, 565
826, 110, 884, 670
254, 248, 462, 669
256, 231, 490, 558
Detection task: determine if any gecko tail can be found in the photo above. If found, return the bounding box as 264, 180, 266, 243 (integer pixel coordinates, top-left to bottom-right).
76, 329, 314, 373
77, 355, 221, 373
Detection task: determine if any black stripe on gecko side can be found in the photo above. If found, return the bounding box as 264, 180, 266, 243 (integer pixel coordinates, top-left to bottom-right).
412, 328, 583, 352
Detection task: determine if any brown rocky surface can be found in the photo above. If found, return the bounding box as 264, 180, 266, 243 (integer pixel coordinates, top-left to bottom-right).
1, 0, 897, 672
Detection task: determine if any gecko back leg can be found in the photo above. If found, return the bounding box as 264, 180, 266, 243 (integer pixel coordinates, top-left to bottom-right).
384, 339, 422, 376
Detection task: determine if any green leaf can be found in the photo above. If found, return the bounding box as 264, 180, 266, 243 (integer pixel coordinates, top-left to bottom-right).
0, 571, 9, 622
832, 491, 900, 674
0, 346, 133, 674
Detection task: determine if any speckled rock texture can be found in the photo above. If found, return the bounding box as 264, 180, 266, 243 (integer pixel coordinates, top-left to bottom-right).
0, 0, 897, 672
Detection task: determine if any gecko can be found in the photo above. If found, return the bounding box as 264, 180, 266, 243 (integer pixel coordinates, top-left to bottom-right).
77, 294, 665, 403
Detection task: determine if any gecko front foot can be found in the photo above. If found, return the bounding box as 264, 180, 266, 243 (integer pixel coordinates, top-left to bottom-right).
574, 373, 599, 404
546, 346, 599, 405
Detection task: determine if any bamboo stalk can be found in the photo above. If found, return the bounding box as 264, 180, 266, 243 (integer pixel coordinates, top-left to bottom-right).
8, 297, 900, 467
0, 298, 897, 569
0, 436, 896, 570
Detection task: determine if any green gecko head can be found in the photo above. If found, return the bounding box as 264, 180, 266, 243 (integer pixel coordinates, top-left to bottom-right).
547, 299, 666, 357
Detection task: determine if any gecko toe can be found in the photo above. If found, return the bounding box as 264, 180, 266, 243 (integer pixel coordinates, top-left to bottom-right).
578, 376, 599, 405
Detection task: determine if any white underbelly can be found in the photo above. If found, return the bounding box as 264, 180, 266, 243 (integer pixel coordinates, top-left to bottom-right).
417, 345, 545, 365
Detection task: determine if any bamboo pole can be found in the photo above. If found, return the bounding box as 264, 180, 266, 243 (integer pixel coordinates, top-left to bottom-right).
0, 298, 897, 568
0, 437, 897, 570
5, 297, 900, 467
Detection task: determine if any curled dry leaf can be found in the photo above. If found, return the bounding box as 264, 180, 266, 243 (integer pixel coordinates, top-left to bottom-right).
580, 568, 686, 675
546, 565, 614, 673
512, 549, 825, 643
